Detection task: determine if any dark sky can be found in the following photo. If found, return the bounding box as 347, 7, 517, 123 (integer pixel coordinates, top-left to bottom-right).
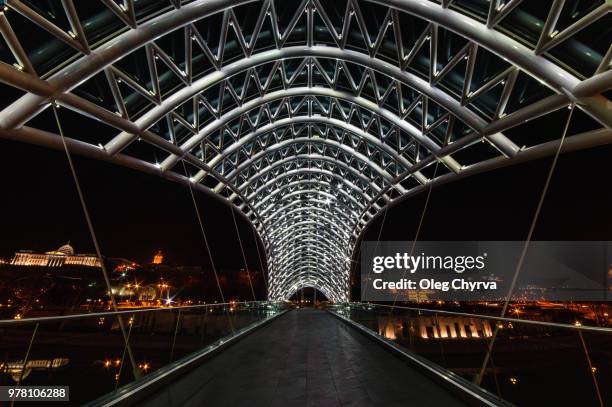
2, 135, 611, 272
360, 142, 612, 243
0, 138, 266, 272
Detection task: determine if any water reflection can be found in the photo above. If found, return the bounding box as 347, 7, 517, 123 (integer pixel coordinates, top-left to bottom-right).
0, 358, 69, 382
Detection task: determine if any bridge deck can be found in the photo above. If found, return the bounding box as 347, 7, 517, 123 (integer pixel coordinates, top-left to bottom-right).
141, 308, 468, 407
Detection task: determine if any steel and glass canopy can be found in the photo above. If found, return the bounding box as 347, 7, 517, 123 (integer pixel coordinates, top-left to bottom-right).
0, 0, 610, 301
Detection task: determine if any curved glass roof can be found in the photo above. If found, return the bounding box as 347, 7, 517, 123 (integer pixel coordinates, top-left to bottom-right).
0, 0, 610, 301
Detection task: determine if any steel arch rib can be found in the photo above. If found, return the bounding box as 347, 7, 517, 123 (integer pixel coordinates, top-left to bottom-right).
271, 219, 354, 247
270, 220, 352, 243
245, 169, 375, 205
270, 225, 350, 250
272, 266, 345, 292
1, 0, 605, 130
234, 155, 385, 197
157, 87, 461, 172
274, 255, 345, 275
260, 198, 368, 230
205, 116, 420, 177
269, 210, 356, 233
252, 180, 365, 213
223, 137, 399, 189
272, 240, 348, 264
102, 46, 490, 151
272, 234, 348, 261
269, 218, 352, 242
255, 187, 369, 227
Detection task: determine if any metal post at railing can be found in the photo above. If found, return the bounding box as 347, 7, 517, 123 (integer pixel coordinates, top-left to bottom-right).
199, 306, 209, 346
115, 313, 136, 390
486, 342, 502, 398
433, 313, 446, 367
16, 323, 39, 386
115, 314, 136, 390
11, 323, 39, 407
577, 330, 604, 407
169, 309, 182, 363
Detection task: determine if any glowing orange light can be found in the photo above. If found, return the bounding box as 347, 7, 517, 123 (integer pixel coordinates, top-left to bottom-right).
152, 250, 164, 264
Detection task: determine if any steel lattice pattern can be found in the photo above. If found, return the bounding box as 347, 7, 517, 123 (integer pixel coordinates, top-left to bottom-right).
0, 0, 610, 301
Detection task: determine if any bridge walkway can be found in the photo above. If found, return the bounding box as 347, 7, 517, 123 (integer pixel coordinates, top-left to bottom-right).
140, 308, 468, 407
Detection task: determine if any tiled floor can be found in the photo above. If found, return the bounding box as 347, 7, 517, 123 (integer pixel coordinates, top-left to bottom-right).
142, 308, 468, 407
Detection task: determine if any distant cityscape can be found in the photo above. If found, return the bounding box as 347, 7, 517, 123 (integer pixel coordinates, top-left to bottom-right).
1, 242, 611, 329
1, 244, 611, 406
0, 242, 265, 320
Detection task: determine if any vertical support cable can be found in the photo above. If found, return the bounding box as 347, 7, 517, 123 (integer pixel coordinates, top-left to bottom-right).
475, 104, 575, 385
181, 162, 233, 331
169, 309, 182, 362
389, 129, 453, 309
359, 205, 388, 299
16, 323, 38, 386
11, 323, 39, 407
51, 104, 141, 380
230, 206, 257, 301
182, 163, 226, 303
577, 330, 604, 406
251, 227, 269, 298
115, 313, 136, 390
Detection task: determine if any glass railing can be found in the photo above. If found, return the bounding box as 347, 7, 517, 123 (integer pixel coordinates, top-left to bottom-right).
0, 301, 286, 405
329, 303, 612, 406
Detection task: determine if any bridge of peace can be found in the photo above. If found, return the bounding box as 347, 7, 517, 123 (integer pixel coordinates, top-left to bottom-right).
0, 0, 610, 405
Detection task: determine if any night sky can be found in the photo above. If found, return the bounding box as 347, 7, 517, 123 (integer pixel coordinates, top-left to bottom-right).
0, 138, 266, 272
2, 135, 611, 273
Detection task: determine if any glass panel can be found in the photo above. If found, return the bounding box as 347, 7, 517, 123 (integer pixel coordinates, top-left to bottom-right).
0, 302, 285, 404
329, 304, 612, 405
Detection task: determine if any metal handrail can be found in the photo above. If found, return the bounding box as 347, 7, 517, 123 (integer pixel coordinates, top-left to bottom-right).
343, 302, 612, 334
0, 300, 275, 325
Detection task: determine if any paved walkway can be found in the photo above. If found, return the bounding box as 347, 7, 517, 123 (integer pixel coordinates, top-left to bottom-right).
142, 308, 468, 407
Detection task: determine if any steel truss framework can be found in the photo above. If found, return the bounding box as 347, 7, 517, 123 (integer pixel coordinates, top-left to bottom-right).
0, 0, 610, 301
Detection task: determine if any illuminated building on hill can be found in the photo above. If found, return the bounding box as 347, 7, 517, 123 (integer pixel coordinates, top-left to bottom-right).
152, 250, 164, 265
10, 243, 100, 268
